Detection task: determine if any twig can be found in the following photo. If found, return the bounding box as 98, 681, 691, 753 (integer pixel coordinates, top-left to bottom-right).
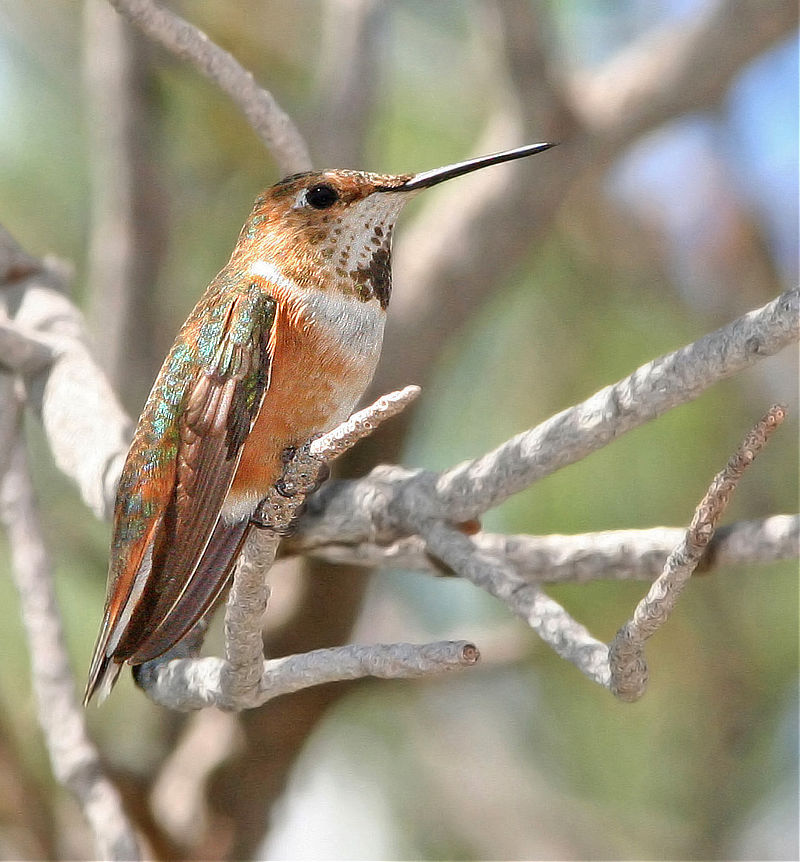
221, 385, 421, 701
0, 434, 140, 860
143, 641, 479, 713
434, 293, 798, 522
609, 405, 787, 701
222, 528, 279, 703
107, 0, 312, 174
2, 221, 796, 708
421, 521, 611, 686
421, 407, 788, 695
312, 385, 422, 459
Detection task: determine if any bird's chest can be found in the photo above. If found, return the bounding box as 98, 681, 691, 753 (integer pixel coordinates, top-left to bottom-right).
229, 290, 384, 511
268, 298, 383, 434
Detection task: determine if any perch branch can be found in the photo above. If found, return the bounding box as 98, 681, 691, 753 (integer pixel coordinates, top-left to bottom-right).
139, 641, 479, 712
221, 385, 421, 701
2, 222, 796, 711
107, 0, 312, 174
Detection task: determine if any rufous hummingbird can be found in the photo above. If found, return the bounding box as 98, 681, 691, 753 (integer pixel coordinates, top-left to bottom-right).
84, 142, 554, 704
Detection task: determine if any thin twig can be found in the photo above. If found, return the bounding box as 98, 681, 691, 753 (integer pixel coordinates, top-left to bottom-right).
609, 405, 787, 701
142, 641, 479, 712
421, 521, 611, 686
434, 294, 798, 522
107, 0, 312, 174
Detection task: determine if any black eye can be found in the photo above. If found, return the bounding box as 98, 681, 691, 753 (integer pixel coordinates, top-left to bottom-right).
305, 183, 339, 209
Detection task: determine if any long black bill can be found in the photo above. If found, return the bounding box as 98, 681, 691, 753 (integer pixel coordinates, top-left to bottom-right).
401, 142, 555, 191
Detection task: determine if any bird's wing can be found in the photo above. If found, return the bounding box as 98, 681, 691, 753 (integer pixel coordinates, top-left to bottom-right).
84, 287, 275, 704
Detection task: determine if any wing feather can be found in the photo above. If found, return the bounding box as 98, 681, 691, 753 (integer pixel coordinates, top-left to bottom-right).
84, 285, 275, 704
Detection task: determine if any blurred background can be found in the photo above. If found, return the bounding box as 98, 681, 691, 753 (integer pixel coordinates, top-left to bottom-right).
0, 0, 797, 859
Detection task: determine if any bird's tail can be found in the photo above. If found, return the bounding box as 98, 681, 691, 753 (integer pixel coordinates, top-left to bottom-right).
83, 648, 122, 706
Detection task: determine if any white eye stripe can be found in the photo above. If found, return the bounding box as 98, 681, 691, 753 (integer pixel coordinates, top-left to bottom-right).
293, 189, 309, 210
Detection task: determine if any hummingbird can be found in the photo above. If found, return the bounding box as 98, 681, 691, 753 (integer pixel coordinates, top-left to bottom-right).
84, 142, 554, 705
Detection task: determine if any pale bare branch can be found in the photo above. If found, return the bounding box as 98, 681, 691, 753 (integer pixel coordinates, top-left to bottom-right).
421, 520, 611, 686
222, 527, 279, 703
2, 222, 795, 716
140, 640, 479, 712
138, 387, 428, 710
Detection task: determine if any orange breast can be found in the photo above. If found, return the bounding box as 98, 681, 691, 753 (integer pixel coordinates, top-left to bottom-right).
229, 300, 373, 505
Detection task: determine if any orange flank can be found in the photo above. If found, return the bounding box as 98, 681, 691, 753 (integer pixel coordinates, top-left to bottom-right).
231, 281, 379, 504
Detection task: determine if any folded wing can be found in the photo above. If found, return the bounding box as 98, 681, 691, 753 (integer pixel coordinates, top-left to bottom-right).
84, 287, 275, 704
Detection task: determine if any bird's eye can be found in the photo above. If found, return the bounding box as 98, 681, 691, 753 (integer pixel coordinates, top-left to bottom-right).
305, 183, 339, 209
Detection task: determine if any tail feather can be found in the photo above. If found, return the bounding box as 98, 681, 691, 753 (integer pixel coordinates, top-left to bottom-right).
83, 650, 122, 706
83, 516, 251, 705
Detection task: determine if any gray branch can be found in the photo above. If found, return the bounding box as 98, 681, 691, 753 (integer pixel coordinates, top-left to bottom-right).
0, 232, 133, 520
140, 640, 480, 712
138, 388, 444, 710
422, 521, 611, 686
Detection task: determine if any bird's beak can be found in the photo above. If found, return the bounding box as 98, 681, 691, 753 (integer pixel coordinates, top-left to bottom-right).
400, 142, 556, 191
